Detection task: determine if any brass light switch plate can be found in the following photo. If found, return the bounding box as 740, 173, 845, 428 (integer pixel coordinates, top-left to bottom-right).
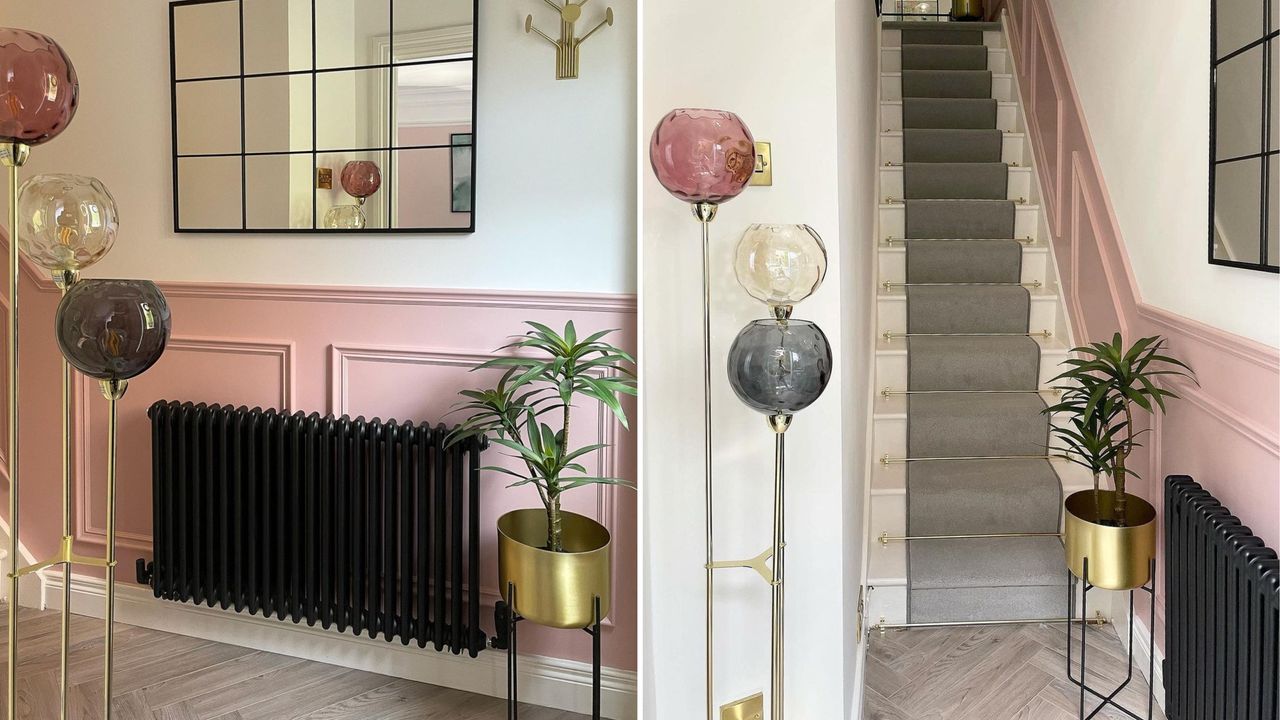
751, 141, 772, 186
721, 692, 764, 720
317, 167, 333, 189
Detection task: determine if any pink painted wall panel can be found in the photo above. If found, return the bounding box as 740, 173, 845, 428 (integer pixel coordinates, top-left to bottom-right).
5, 266, 637, 671
1001, 0, 1280, 650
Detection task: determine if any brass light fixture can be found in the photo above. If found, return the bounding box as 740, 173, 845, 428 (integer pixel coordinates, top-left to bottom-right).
525, 0, 615, 80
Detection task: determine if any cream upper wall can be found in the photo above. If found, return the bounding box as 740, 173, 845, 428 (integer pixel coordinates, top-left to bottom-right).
8, 0, 636, 293
1046, 0, 1279, 347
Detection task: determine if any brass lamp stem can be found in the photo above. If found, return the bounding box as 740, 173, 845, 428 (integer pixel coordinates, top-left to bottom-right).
769, 415, 790, 720
696, 200, 716, 720
2, 141, 29, 720
56, 270, 78, 720
100, 378, 126, 720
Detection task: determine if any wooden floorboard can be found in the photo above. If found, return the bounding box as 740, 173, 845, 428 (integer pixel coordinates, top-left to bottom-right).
0, 604, 587, 720
866, 622, 1167, 720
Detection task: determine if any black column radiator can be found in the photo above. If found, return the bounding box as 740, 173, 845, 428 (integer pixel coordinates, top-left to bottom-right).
138, 401, 489, 656
1165, 475, 1278, 719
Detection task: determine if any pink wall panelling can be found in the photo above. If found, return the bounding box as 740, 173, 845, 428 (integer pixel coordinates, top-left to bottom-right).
999, 0, 1280, 649
2, 257, 637, 671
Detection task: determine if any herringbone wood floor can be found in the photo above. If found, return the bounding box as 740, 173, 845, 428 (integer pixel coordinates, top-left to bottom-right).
865, 622, 1167, 720
0, 605, 587, 720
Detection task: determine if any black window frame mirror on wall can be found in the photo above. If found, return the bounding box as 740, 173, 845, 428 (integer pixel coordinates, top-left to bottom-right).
1209, 0, 1278, 272
169, 0, 479, 234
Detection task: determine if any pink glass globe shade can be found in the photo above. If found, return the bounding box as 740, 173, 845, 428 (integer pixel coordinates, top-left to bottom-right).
0, 28, 79, 146
340, 161, 381, 201
649, 109, 755, 205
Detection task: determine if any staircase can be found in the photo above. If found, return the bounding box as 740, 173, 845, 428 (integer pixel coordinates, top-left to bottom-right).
867, 18, 1092, 627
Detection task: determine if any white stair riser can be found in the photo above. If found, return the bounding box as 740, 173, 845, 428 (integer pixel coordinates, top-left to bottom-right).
866, 584, 908, 626
878, 246, 1048, 285
874, 346, 1068, 391
879, 203, 1040, 241
881, 29, 1005, 49
880, 101, 1019, 132
880, 166, 1034, 200
881, 73, 1013, 102
880, 47, 1008, 73
879, 133, 1026, 166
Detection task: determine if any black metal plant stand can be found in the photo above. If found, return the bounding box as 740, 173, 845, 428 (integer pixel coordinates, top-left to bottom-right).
493, 584, 603, 720
1066, 557, 1156, 720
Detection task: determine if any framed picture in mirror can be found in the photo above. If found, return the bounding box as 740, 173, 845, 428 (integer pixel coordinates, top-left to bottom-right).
1209, 0, 1277, 271
170, 0, 478, 233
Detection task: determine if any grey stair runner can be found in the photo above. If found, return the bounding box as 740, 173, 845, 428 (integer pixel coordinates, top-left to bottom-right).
902, 44, 988, 71
904, 98, 998, 129
904, 129, 1002, 162
895, 20, 1066, 623
906, 199, 1015, 238
903, 70, 993, 98
904, 162, 1008, 198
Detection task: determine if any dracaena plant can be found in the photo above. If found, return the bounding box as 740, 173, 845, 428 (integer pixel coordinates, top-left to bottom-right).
447, 321, 636, 552
1044, 334, 1195, 523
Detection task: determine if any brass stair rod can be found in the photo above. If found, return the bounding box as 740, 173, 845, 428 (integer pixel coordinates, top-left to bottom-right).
881, 453, 1058, 465
883, 197, 1027, 205
880, 388, 1061, 397
883, 330, 1053, 341
882, 236, 1034, 244
881, 281, 1042, 289
873, 613, 1107, 633
879, 531, 1062, 545
3, 141, 28, 720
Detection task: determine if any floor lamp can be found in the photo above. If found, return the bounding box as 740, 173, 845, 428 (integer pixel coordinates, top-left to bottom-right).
2, 27, 173, 720
725, 224, 832, 720
648, 108, 756, 720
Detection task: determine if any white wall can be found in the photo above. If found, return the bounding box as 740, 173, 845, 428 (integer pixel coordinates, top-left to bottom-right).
8, 0, 636, 294
1048, 0, 1280, 347
640, 1, 876, 717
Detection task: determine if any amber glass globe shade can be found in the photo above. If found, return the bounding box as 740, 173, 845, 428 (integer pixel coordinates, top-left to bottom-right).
0, 28, 79, 145
734, 224, 828, 308
55, 279, 171, 381
17, 174, 118, 273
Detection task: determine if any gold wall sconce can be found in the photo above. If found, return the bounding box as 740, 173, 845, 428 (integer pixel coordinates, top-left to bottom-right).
525, 0, 615, 80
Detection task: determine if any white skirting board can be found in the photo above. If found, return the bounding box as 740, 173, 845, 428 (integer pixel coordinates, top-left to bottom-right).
43, 571, 637, 719
1106, 592, 1167, 714
0, 518, 49, 610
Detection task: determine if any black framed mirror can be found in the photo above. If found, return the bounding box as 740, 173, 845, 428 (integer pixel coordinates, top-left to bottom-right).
169, 0, 478, 233
1210, 0, 1278, 272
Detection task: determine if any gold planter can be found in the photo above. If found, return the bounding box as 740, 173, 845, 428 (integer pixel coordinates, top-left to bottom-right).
497, 508, 612, 629
1064, 490, 1157, 591
950, 0, 985, 20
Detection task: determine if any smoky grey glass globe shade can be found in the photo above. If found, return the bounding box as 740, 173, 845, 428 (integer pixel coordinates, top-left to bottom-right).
734, 224, 827, 308
55, 279, 171, 381
726, 318, 833, 415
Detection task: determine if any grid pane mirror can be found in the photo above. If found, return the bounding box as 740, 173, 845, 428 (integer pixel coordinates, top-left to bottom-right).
1210, 0, 1278, 271
170, 0, 477, 233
